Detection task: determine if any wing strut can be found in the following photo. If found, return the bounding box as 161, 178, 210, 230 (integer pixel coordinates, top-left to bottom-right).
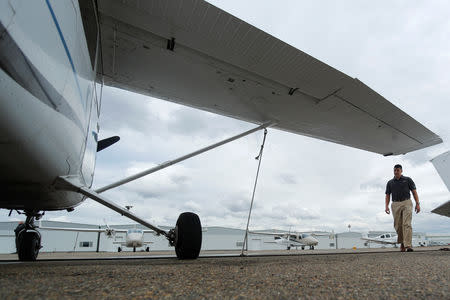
95, 121, 276, 193
241, 128, 269, 256
55, 122, 276, 247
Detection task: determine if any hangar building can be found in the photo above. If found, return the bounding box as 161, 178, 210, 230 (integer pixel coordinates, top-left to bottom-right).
0, 221, 446, 254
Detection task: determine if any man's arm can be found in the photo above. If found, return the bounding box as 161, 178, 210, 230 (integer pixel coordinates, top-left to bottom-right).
412, 189, 420, 213
385, 194, 391, 214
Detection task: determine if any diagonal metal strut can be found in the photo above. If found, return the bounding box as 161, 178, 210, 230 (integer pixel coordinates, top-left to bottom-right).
241, 128, 269, 256
95, 121, 276, 193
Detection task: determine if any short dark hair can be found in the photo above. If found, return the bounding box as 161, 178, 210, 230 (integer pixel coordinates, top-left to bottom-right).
394, 164, 402, 169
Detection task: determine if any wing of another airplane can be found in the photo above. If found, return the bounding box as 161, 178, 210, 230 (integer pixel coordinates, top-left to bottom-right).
431, 201, 450, 218
38, 226, 128, 233
430, 151, 450, 217
249, 231, 288, 237
96, 0, 441, 155
361, 237, 397, 245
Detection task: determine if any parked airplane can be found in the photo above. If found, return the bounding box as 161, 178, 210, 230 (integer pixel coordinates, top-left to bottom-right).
361, 233, 397, 246
430, 151, 450, 217
0, 0, 442, 260
38, 223, 154, 252
251, 231, 332, 250
361, 233, 426, 247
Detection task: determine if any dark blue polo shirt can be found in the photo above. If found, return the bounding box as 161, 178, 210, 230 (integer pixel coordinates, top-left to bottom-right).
385, 175, 416, 202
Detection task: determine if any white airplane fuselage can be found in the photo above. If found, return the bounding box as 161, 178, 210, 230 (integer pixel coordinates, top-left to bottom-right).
0, 0, 98, 211
125, 230, 145, 248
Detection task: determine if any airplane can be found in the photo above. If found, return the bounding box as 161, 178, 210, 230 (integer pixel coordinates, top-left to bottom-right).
251, 231, 332, 250
361, 233, 398, 246
0, 0, 442, 261
430, 151, 450, 217
361, 233, 426, 247
37, 223, 154, 252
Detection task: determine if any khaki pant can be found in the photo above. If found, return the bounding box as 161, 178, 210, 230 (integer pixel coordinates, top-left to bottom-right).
391, 199, 413, 248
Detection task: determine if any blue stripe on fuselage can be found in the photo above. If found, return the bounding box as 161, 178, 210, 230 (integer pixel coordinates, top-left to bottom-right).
45, 0, 84, 106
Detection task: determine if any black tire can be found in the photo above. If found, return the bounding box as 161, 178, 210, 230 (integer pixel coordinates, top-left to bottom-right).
301, 246, 305, 250
118, 247, 122, 252
133, 247, 136, 252
175, 212, 202, 259
311, 246, 315, 250
17, 231, 40, 261
146, 247, 150, 252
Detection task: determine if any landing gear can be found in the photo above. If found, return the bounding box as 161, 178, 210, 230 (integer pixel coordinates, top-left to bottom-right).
133, 246, 136, 252
309, 245, 315, 250
118, 247, 122, 252
301, 246, 305, 250
168, 212, 202, 259
15, 212, 43, 261
287, 246, 291, 250
145, 247, 150, 252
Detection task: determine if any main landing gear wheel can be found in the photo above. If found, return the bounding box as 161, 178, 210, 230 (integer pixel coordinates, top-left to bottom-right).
17, 231, 40, 261
301, 246, 305, 250
15, 214, 42, 261
174, 212, 202, 259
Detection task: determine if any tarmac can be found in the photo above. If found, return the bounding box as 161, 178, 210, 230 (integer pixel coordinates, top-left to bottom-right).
0, 247, 448, 299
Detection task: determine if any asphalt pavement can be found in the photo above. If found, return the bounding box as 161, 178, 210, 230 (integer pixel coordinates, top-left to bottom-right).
0, 248, 448, 299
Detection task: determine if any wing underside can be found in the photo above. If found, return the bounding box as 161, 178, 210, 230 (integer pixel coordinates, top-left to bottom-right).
97, 0, 441, 155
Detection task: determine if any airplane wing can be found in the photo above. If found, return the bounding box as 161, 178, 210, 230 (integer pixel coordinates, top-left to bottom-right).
431, 201, 450, 218
249, 231, 287, 237
361, 237, 397, 245
96, 0, 442, 155
38, 226, 128, 233
430, 151, 450, 217
39, 226, 105, 232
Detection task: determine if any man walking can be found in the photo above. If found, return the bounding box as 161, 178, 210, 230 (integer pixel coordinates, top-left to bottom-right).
385, 164, 420, 252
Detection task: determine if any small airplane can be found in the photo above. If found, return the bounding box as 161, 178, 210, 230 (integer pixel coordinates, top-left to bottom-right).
250, 231, 331, 250
430, 151, 450, 217
361, 233, 398, 246
0, 0, 442, 261
361, 233, 426, 247
38, 223, 154, 252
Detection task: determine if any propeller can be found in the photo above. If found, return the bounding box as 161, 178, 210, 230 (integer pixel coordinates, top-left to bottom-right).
103, 219, 115, 238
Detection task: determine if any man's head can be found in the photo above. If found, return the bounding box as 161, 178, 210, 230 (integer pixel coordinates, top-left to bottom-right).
394, 164, 402, 179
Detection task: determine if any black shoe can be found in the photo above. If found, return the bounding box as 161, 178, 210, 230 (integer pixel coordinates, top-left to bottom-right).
406, 248, 414, 252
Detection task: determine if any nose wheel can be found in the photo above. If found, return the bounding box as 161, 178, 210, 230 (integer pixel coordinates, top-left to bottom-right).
168, 212, 202, 259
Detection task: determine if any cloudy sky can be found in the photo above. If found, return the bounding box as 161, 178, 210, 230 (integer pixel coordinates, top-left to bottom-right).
7, 1, 450, 233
